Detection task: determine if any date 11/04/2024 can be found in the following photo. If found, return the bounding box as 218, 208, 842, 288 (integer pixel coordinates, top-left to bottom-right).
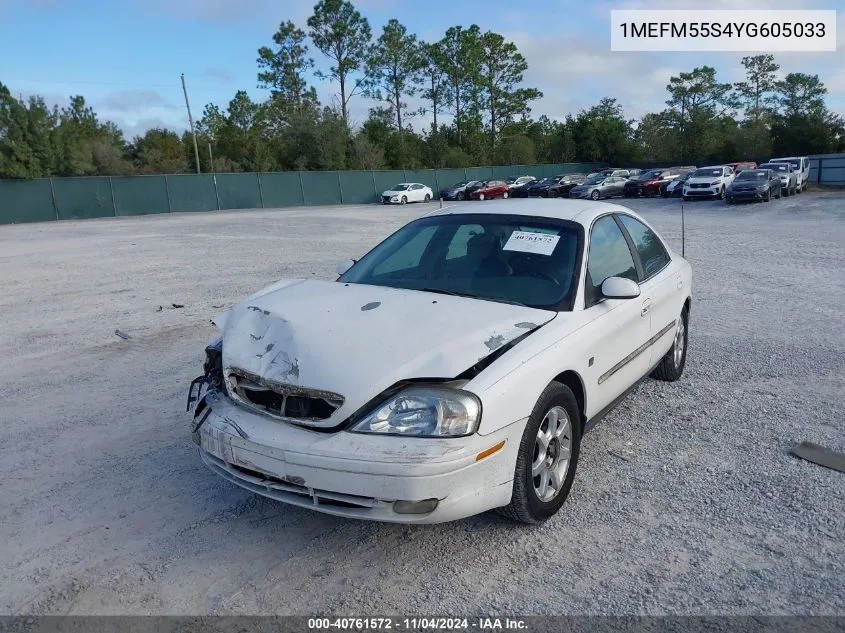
307, 617, 528, 630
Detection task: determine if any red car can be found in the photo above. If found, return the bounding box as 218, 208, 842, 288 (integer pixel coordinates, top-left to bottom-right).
727, 161, 758, 174
470, 179, 511, 200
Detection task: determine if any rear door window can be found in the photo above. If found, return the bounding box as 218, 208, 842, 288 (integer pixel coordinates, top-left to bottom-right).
617, 215, 670, 279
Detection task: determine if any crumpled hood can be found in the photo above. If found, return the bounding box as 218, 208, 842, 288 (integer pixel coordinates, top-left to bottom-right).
216, 280, 556, 422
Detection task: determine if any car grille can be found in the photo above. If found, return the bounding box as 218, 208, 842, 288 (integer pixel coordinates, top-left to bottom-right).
382, 195, 392, 203
689, 183, 710, 189
224, 367, 344, 423
201, 451, 388, 512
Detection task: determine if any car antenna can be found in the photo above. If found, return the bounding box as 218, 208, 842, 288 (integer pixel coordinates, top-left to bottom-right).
681, 202, 686, 257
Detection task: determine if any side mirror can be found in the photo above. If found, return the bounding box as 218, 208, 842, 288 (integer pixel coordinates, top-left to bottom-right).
336, 259, 355, 276
601, 277, 640, 300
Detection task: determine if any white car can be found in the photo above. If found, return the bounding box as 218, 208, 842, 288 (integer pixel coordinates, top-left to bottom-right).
187, 200, 692, 525
509, 176, 536, 189
759, 162, 798, 196
682, 165, 735, 200
381, 183, 434, 204
769, 156, 810, 193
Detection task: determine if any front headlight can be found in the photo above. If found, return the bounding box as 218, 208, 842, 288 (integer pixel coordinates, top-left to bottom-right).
351, 386, 481, 437
710, 181, 720, 186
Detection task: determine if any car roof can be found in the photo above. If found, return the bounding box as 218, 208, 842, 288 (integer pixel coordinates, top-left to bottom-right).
426, 198, 644, 228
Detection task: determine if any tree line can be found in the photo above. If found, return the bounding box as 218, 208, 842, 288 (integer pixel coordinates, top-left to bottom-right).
1, 0, 843, 180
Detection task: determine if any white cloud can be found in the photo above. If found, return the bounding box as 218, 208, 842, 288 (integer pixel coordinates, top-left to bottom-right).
99, 90, 177, 114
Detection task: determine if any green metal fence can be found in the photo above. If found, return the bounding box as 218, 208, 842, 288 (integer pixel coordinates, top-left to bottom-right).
0, 162, 603, 225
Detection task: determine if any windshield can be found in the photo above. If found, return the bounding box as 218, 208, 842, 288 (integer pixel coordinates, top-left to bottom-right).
692, 168, 722, 178
736, 171, 767, 181
338, 213, 583, 310
391, 184, 410, 191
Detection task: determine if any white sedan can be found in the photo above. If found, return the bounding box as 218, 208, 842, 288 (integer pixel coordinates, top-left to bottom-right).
381, 182, 434, 204
187, 200, 692, 524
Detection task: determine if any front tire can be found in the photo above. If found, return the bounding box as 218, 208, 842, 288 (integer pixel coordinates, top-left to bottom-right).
590, 190, 600, 201
497, 382, 582, 524
651, 307, 688, 382
456, 192, 465, 201
424, 193, 431, 202
717, 186, 725, 200
478, 193, 486, 201
503, 191, 509, 199
400, 196, 407, 205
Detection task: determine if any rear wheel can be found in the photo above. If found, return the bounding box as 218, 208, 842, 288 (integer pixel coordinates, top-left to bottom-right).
497, 382, 582, 524
651, 307, 688, 382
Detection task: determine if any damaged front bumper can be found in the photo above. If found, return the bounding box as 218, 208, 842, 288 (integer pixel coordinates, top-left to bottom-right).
187, 388, 524, 524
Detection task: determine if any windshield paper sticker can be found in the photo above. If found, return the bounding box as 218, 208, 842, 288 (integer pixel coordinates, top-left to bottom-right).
503, 231, 560, 256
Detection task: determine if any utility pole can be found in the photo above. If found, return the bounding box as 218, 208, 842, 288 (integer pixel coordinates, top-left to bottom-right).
208, 142, 214, 173
181, 73, 201, 174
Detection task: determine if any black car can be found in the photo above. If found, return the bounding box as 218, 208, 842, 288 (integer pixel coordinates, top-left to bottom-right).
439, 180, 481, 201
511, 181, 535, 197
524, 176, 560, 197
725, 169, 782, 204
661, 170, 695, 197
463, 180, 486, 198
546, 174, 586, 197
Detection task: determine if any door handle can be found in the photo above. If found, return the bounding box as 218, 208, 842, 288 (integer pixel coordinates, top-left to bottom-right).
641, 298, 652, 316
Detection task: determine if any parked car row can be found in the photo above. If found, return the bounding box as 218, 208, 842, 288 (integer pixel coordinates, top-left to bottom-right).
682, 156, 810, 201
437, 173, 589, 202
385, 156, 810, 206
623, 167, 697, 198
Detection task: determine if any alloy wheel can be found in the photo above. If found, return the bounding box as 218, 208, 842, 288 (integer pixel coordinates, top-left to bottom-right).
674, 319, 686, 369
532, 406, 572, 502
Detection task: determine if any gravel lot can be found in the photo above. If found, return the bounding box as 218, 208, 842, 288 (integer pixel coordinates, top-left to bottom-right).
1, 191, 843, 616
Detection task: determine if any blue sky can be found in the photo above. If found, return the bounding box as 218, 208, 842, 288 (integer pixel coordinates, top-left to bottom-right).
1, 0, 842, 138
